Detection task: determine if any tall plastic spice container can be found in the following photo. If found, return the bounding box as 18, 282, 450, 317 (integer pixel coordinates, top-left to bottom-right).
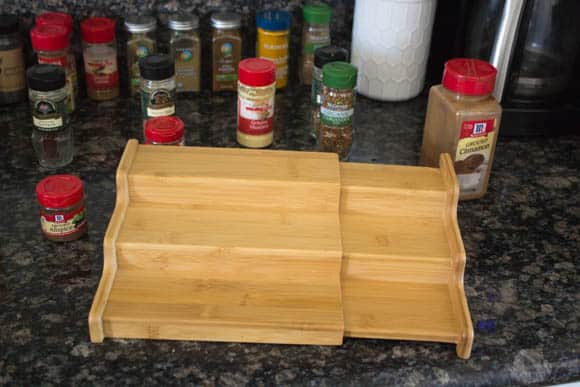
420, 58, 502, 200
301, 3, 331, 85
211, 12, 242, 92
168, 13, 201, 93
124, 15, 157, 97
81, 17, 119, 101
27, 64, 73, 168
319, 61, 357, 161
237, 58, 276, 148
0, 14, 26, 105
139, 54, 176, 122
31, 24, 76, 113
35, 12, 78, 108
256, 10, 290, 89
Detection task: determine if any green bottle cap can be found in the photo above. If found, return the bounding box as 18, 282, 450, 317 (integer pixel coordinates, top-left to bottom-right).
322, 61, 357, 89
303, 3, 332, 24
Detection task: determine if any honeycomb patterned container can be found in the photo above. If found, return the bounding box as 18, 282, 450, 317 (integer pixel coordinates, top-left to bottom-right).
351, 0, 437, 101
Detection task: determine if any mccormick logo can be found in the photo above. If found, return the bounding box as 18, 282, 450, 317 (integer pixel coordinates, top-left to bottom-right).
460, 119, 494, 139
473, 122, 486, 135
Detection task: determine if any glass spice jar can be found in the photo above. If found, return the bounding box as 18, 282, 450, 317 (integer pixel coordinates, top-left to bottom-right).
35, 12, 78, 109
81, 17, 119, 101
256, 10, 291, 90
237, 58, 276, 148
319, 61, 357, 161
0, 14, 26, 105
27, 64, 74, 168
301, 3, 331, 86
144, 116, 185, 145
168, 13, 201, 94
125, 15, 157, 97
36, 174, 87, 242
30, 24, 76, 113
211, 12, 242, 92
139, 54, 176, 122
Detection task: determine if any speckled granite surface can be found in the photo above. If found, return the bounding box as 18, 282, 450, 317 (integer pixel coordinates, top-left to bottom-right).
0, 88, 579, 386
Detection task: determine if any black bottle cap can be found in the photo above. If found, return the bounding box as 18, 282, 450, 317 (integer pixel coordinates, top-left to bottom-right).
314, 46, 349, 69
139, 54, 175, 81
27, 64, 66, 92
0, 14, 19, 35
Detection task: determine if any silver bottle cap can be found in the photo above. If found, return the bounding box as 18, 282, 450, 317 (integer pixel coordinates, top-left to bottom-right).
124, 15, 157, 33
211, 12, 241, 29
168, 13, 199, 31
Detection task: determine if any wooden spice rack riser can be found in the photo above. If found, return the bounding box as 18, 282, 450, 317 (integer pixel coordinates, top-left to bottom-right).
89, 140, 474, 359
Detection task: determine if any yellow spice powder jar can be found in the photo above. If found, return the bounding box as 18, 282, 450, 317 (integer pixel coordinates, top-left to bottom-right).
256, 10, 291, 89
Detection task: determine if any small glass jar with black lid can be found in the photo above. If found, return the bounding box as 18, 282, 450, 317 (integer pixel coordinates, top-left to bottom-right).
139, 53, 176, 122
27, 64, 73, 168
0, 14, 26, 105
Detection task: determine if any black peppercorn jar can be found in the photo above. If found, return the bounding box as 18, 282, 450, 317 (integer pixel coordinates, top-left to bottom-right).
0, 14, 26, 105
27, 64, 73, 168
139, 54, 176, 123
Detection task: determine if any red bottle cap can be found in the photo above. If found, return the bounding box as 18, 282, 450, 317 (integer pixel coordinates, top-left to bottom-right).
30, 24, 69, 51
81, 17, 116, 44
36, 175, 84, 208
36, 12, 73, 36
144, 116, 185, 144
442, 58, 497, 96
238, 58, 276, 87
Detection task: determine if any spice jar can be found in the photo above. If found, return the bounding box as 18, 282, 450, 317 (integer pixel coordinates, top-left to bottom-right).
81, 17, 119, 101
27, 64, 73, 168
256, 10, 290, 90
319, 61, 357, 161
139, 54, 176, 121
420, 58, 502, 200
211, 12, 242, 92
35, 12, 78, 110
125, 15, 157, 97
0, 14, 26, 105
144, 116, 185, 145
301, 3, 331, 85
168, 13, 201, 94
237, 58, 276, 148
36, 174, 87, 242
30, 24, 77, 113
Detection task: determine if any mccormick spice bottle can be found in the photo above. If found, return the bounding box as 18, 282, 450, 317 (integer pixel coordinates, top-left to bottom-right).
144, 116, 185, 145
124, 15, 157, 97
0, 14, 26, 105
168, 13, 201, 93
237, 58, 276, 148
81, 17, 119, 101
319, 61, 357, 160
30, 24, 76, 113
36, 174, 87, 242
301, 3, 331, 85
139, 54, 176, 122
211, 12, 242, 92
256, 10, 291, 90
420, 58, 502, 200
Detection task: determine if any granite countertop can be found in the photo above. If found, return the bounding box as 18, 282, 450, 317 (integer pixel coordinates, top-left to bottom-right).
0, 88, 578, 386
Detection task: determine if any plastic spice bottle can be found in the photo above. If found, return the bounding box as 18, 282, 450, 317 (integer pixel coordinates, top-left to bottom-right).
35, 12, 78, 108
420, 58, 502, 200
211, 12, 242, 92
237, 58, 276, 148
0, 14, 26, 105
301, 3, 331, 85
168, 14, 201, 94
81, 17, 119, 101
256, 10, 290, 90
27, 64, 73, 168
144, 116, 185, 145
139, 54, 176, 122
36, 174, 87, 242
125, 15, 157, 97
31, 24, 76, 113
319, 61, 357, 161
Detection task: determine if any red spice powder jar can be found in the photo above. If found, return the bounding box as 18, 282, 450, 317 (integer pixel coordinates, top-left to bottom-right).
36, 174, 87, 241
144, 116, 185, 145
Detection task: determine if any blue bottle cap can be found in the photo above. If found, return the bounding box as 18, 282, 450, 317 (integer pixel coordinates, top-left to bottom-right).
256, 10, 291, 31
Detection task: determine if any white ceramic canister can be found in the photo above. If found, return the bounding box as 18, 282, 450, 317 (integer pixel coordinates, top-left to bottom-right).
351, 0, 437, 101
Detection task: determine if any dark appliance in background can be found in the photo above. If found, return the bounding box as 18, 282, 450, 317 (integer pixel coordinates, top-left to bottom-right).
428, 0, 580, 136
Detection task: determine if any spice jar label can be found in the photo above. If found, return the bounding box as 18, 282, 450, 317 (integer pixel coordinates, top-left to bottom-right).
32, 99, 66, 130
320, 104, 354, 126
143, 88, 176, 118
84, 56, 119, 90
0, 47, 25, 93
258, 33, 288, 88
175, 43, 200, 92
238, 94, 274, 135
40, 205, 86, 237
128, 40, 155, 95
213, 36, 241, 91
304, 33, 330, 54
454, 119, 496, 195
